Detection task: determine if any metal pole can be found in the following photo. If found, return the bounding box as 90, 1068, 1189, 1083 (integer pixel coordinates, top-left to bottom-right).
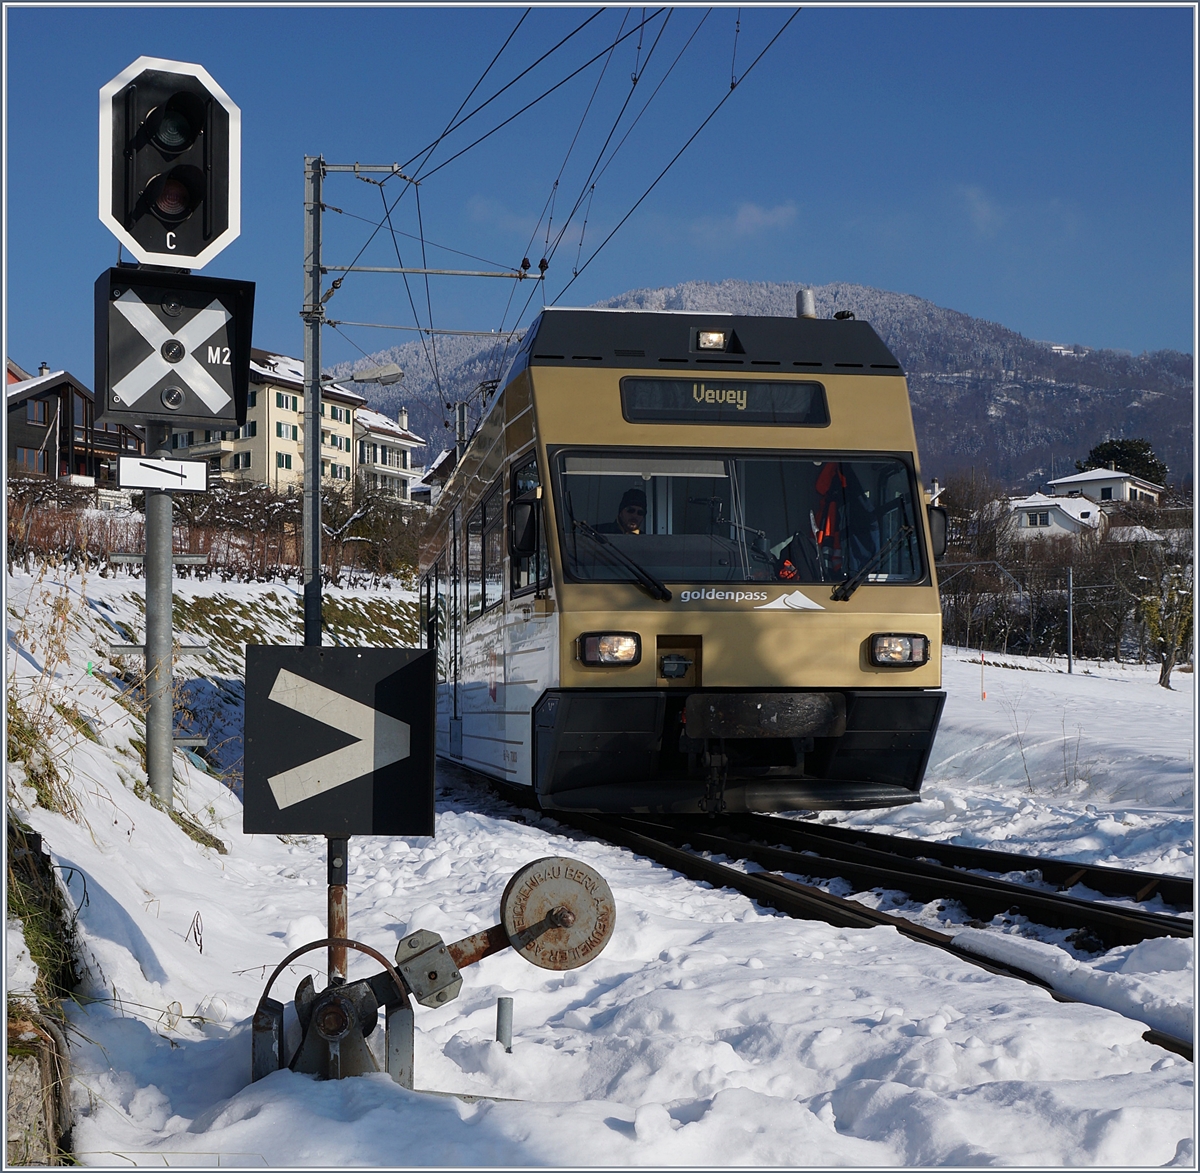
302, 155, 324, 647
496, 996, 513, 1052
144, 423, 174, 807
455, 402, 467, 461
327, 836, 348, 986
1067, 565, 1074, 674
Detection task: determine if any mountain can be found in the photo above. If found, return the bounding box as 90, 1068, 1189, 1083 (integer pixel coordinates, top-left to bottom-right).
328, 280, 1193, 491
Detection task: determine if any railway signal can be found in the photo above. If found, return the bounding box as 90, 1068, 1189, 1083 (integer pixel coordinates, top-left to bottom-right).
94, 267, 254, 428
99, 56, 241, 268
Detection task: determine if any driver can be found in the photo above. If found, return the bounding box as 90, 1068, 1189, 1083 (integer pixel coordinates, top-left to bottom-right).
597, 488, 646, 534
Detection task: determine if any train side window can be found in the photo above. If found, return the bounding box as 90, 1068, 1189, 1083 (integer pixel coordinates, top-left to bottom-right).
483, 486, 504, 611
432, 556, 449, 683
466, 506, 484, 620
467, 485, 504, 620
510, 453, 549, 596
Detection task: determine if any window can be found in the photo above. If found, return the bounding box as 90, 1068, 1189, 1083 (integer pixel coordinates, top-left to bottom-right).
465, 487, 504, 619
276, 421, 298, 440
248, 390, 257, 409
554, 450, 923, 586
205, 429, 234, 442
1100, 487, 1113, 501
276, 392, 298, 412
15, 447, 46, 474
172, 432, 194, 449
25, 399, 48, 425
1027, 512, 1050, 527
73, 392, 89, 442
237, 420, 257, 439
511, 452, 549, 595
401, 449, 409, 469
277, 452, 292, 470
209, 457, 222, 472
232, 452, 252, 470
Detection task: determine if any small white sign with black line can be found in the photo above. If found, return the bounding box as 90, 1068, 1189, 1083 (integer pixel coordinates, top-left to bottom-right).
118, 456, 208, 493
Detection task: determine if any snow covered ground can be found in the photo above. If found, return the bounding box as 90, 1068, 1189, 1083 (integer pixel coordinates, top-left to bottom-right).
5, 569, 1195, 1166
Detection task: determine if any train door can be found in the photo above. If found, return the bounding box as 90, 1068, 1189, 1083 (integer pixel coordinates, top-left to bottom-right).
505, 450, 557, 788
449, 505, 463, 757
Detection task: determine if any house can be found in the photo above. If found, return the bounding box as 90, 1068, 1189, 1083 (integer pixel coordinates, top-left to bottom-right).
355, 406, 425, 499
410, 447, 455, 507
1009, 492, 1106, 541
1046, 467, 1163, 506
177, 348, 364, 491
7, 359, 144, 482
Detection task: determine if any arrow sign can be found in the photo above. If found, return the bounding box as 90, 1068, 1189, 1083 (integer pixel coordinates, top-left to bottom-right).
243, 646, 434, 836
266, 669, 410, 809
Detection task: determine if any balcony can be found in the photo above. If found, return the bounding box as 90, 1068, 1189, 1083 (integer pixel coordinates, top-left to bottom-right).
186, 439, 236, 459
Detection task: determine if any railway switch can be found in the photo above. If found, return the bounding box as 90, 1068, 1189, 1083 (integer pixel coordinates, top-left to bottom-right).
250, 857, 615, 1085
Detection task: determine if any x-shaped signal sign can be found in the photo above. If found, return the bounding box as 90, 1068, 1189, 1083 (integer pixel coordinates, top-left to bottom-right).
111, 290, 233, 413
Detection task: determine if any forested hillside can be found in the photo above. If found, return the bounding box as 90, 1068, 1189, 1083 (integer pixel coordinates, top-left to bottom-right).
330, 280, 1193, 492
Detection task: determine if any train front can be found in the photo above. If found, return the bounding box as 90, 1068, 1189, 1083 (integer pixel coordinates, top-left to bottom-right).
521, 308, 946, 815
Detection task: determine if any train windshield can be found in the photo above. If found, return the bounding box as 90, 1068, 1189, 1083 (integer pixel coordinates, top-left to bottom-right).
554, 450, 923, 585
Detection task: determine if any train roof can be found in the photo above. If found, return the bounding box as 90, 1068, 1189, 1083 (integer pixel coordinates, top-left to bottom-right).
511, 307, 903, 377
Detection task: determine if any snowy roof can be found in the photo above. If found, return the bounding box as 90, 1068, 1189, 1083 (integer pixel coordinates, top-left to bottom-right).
1108, 525, 1165, 543
422, 447, 456, 483
7, 369, 67, 402
1009, 492, 1103, 527
249, 348, 364, 403
355, 407, 425, 446
1048, 468, 1163, 491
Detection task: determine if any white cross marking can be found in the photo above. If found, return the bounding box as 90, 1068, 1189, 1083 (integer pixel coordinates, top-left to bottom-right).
111, 290, 233, 412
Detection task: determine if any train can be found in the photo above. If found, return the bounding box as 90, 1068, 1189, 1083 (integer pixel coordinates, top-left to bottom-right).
418, 300, 947, 814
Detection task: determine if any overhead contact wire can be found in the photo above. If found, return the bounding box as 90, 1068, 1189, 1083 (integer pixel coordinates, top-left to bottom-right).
545, 8, 673, 267
553, 8, 801, 305
379, 187, 441, 398
414, 9, 666, 186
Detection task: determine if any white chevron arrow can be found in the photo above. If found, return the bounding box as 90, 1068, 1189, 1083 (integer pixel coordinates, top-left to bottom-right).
266, 669, 410, 810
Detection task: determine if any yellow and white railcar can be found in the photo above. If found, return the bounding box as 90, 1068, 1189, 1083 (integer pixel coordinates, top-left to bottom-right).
419, 306, 946, 814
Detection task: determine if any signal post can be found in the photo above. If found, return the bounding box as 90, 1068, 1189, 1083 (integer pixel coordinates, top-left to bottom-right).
95, 57, 251, 807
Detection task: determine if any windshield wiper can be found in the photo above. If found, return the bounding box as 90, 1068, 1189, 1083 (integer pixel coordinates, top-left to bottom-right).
830, 526, 914, 602
571, 520, 673, 602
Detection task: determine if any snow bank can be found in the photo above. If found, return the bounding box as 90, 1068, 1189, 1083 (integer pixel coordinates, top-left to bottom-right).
954, 929, 1194, 1041
5, 571, 1194, 1166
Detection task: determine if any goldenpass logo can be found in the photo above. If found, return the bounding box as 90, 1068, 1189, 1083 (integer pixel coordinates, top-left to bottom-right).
678, 589, 769, 603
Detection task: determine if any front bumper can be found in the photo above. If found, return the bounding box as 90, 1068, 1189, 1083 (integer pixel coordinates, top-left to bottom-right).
532, 688, 945, 814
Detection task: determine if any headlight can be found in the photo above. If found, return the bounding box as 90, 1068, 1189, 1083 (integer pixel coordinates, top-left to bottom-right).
870, 634, 929, 666
578, 632, 641, 665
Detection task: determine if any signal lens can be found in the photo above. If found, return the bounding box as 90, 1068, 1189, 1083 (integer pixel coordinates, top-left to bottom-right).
870, 634, 929, 666
697, 331, 727, 350
155, 110, 192, 150
578, 633, 641, 665
153, 178, 191, 219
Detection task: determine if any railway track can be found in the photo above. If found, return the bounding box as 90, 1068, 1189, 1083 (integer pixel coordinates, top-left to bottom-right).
461, 770, 1192, 1058
514, 802, 1194, 1061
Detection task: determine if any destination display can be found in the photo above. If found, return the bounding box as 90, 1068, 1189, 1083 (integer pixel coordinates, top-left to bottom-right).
620, 377, 829, 426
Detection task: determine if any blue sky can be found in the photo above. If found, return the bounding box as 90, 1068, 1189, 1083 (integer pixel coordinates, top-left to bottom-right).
4, 5, 1195, 382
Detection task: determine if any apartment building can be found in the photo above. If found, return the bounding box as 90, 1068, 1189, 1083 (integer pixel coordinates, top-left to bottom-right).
355, 406, 425, 499
179, 348, 364, 491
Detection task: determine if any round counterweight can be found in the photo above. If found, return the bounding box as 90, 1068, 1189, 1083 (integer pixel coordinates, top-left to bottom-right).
500, 857, 616, 970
